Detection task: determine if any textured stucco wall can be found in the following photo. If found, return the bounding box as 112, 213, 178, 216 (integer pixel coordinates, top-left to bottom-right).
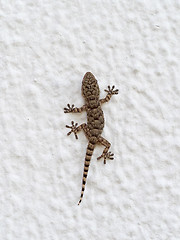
0, 0, 180, 239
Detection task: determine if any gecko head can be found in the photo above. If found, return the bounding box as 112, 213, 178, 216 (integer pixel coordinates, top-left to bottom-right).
82, 72, 100, 99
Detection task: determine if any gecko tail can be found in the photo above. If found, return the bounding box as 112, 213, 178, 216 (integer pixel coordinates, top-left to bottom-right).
78, 138, 96, 205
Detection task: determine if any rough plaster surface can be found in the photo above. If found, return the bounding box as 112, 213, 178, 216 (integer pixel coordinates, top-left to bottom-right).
0, 0, 180, 239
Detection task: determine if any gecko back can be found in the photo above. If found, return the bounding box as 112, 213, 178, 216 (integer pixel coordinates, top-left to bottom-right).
82, 72, 104, 138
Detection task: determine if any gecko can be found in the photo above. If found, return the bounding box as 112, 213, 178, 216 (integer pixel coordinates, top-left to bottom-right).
64, 72, 118, 205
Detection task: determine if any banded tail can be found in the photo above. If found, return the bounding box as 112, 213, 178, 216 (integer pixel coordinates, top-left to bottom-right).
78, 138, 95, 205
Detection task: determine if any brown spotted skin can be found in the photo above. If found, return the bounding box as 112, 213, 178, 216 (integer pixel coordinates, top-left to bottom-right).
64, 72, 118, 205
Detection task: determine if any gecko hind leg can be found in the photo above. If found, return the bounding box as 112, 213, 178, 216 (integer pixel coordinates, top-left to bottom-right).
66, 122, 91, 140
97, 136, 114, 164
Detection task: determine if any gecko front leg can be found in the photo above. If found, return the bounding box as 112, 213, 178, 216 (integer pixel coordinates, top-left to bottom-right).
100, 85, 119, 104
97, 136, 114, 164
64, 104, 86, 113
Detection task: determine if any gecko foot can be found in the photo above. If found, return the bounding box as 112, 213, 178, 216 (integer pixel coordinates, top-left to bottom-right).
66, 121, 79, 139
104, 85, 119, 95
64, 104, 75, 113
97, 151, 114, 164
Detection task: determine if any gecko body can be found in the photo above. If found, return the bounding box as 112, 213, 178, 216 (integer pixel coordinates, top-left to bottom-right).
64, 72, 118, 205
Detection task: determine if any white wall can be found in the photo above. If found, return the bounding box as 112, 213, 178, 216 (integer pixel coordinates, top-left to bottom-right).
0, 0, 179, 239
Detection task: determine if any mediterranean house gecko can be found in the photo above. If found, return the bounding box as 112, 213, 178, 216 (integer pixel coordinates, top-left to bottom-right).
64, 72, 118, 205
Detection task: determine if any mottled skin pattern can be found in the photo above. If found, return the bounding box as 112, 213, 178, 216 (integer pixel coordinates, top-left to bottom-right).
64, 72, 118, 205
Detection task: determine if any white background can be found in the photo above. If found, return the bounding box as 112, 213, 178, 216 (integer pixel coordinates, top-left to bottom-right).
0, 0, 180, 239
